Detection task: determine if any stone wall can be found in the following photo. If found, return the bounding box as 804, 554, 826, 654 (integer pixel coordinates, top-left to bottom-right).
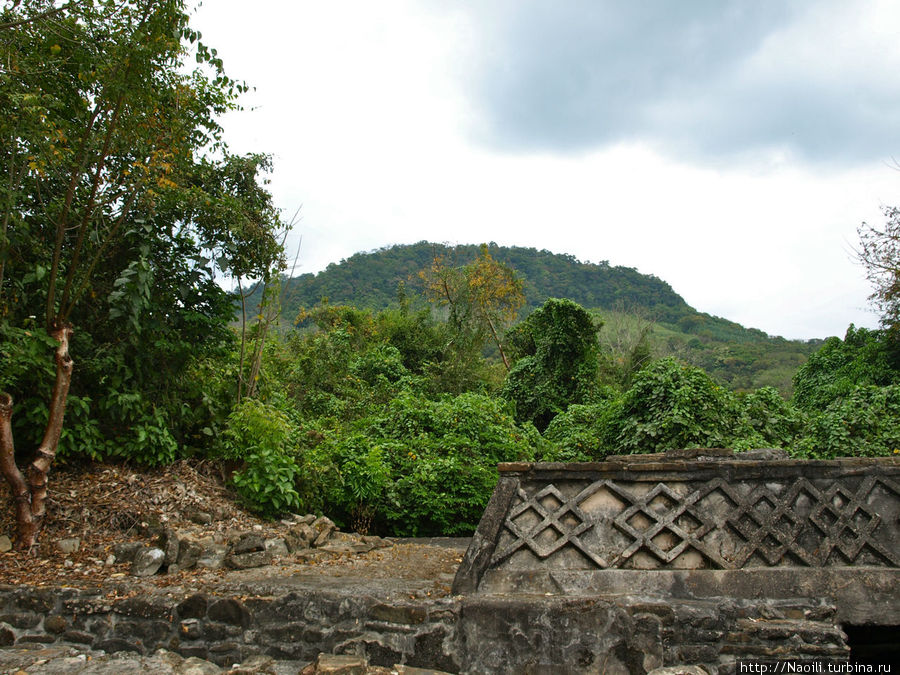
453, 451, 900, 625
0, 583, 849, 674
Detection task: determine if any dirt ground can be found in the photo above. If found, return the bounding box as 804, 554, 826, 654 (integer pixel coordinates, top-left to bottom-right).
0, 460, 467, 596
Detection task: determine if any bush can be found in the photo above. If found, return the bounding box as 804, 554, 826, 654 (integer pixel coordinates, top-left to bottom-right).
309, 391, 539, 536
220, 398, 303, 517
793, 325, 900, 410
541, 394, 622, 461
615, 358, 742, 453
502, 298, 600, 430
796, 385, 900, 459
739, 386, 805, 451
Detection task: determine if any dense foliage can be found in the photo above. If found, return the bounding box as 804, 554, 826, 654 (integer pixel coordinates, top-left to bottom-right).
250, 242, 818, 395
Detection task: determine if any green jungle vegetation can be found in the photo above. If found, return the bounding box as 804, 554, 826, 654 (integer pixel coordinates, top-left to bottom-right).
247, 241, 820, 395
2, 0, 899, 546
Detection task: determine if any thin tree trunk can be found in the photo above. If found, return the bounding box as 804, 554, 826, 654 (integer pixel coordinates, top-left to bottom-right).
0, 325, 73, 552
486, 314, 510, 370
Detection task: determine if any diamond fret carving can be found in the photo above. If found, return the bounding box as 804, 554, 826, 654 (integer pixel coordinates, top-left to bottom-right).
611, 483, 720, 566
725, 481, 813, 566
808, 477, 898, 565
490, 474, 900, 571
493, 485, 608, 567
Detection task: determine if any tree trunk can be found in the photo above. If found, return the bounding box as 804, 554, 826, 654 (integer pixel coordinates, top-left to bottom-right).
0, 325, 73, 552
486, 315, 511, 371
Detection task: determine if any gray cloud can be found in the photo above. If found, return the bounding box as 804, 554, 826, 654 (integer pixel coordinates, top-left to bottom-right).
460, 0, 900, 163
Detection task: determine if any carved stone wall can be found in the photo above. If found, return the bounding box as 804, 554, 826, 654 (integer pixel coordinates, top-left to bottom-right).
453, 451, 900, 623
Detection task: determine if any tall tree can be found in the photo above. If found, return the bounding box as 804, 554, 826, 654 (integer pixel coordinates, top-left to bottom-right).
0, 0, 283, 550
420, 244, 524, 369
501, 298, 601, 430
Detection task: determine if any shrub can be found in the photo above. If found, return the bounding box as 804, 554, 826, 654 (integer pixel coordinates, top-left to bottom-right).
796, 385, 900, 459
615, 358, 742, 453
309, 391, 539, 536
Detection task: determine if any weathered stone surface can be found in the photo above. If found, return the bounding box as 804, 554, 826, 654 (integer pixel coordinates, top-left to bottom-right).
0, 535, 13, 553
114, 541, 145, 563
95, 636, 145, 654
369, 604, 426, 625
232, 534, 266, 555
62, 629, 95, 644
226, 550, 271, 570
207, 599, 251, 627
308, 653, 369, 674
647, 667, 710, 675
131, 547, 166, 577
56, 537, 81, 554
114, 596, 172, 620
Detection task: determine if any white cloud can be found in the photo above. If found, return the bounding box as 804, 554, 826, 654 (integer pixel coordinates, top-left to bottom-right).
192, 1, 900, 339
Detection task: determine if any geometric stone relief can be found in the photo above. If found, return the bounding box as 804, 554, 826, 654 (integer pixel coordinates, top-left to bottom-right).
490, 474, 900, 570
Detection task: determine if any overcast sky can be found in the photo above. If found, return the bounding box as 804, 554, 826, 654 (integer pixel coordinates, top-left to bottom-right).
192, 0, 900, 340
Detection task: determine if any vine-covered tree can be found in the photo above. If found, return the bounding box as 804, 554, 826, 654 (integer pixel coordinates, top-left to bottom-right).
0, 0, 283, 550
501, 298, 601, 430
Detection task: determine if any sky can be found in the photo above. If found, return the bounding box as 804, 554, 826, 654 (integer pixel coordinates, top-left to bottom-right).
191, 0, 900, 340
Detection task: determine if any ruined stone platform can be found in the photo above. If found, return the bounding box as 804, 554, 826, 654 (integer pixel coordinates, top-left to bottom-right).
1, 452, 898, 673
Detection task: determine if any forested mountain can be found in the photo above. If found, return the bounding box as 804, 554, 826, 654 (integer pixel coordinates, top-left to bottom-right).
244, 241, 818, 393
270, 242, 688, 319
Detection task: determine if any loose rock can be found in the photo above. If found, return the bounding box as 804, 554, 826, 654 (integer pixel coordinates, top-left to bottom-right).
56, 537, 81, 554
131, 547, 165, 577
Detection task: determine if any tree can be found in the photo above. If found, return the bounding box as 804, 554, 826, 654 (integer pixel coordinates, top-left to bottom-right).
420, 244, 524, 369
0, 0, 283, 550
501, 298, 601, 430
858, 206, 900, 363
791, 325, 899, 411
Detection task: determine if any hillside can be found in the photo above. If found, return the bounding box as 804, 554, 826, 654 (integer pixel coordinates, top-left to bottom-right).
247, 241, 819, 394
268, 242, 687, 319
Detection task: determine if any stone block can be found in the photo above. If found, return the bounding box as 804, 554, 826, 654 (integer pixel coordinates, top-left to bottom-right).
313, 653, 369, 674
232, 533, 266, 555
177, 594, 209, 620
55, 537, 80, 554
0, 622, 13, 647
0, 612, 40, 629
114, 596, 173, 619
177, 540, 204, 569
264, 537, 289, 558
113, 541, 145, 563
95, 636, 145, 654
197, 543, 228, 569
131, 547, 165, 577
226, 550, 271, 570
43, 614, 68, 634
208, 598, 252, 627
